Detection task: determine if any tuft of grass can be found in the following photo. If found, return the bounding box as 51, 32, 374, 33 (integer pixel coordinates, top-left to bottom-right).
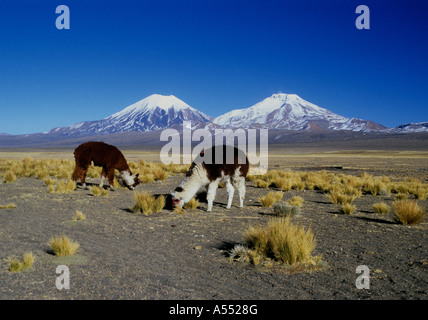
372, 202, 390, 214
100, 188, 109, 197
0, 203, 16, 209
253, 179, 270, 189
183, 198, 199, 210
340, 203, 356, 215
288, 196, 304, 207
153, 195, 166, 213
72, 210, 86, 221
4, 170, 16, 183
392, 200, 426, 225
411, 186, 428, 200
8, 252, 35, 272
141, 174, 155, 184
244, 217, 317, 266
174, 206, 187, 214
326, 190, 357, 205
395, 193, 408, 200
132, 191, 155, 215
258, 191, 283, 207
271, 178, 292, 192
89, 186, 101, 196
152, 168, 168, 181
49, 234, 80, 257
273, 201, 301, 217
132, 192, 164, 215
43, 177, 57, 188
89, 185, 109, 197
52, 179, 76, 194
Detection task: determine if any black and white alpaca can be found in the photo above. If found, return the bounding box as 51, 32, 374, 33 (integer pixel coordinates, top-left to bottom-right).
171, 145, 249, 212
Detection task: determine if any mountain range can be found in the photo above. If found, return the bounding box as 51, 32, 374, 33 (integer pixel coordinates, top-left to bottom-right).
47, 94, 213, 137
0, 93, 427, 148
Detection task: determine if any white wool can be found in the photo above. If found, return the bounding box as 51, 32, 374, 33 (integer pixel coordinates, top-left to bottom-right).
173, 163, 209, 204
172, 163, 246, 212
121, 170, 135, 187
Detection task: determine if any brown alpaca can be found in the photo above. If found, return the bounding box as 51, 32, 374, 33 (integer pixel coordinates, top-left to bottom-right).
72, 141, 140, 190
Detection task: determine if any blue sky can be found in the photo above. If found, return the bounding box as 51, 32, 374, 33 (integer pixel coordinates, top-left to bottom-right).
0, 0, 427, 134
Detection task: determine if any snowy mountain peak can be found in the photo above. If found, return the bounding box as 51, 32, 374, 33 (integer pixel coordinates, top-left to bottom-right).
395, 122, 428, 133
107, 94, 197, 120
213, 93, 387, 132
48, 94, 212, 136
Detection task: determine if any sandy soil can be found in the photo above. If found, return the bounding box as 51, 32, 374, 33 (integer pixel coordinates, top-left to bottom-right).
0, 152, 427, 300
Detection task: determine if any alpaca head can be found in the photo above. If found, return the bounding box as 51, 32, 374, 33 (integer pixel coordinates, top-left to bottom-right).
121, 170, 140, 190
171, 186, 193, 208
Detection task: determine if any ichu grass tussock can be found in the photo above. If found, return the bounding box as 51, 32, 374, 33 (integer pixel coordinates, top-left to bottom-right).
372, 202, 390, 214
89, 186, 109, 197
183, 198, 199, 210
4, 171, 16, 183
72, 210, 86, 221
288, 196, 304, 207
258, 191, 283, 208
9, 252, 35, 272
392, 199, 426, 225
49, 234, 80, 257
244, 217, 319, 266
132, 191, 165, 215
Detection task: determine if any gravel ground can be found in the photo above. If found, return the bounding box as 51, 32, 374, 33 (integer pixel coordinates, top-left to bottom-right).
1, 171, 427, 301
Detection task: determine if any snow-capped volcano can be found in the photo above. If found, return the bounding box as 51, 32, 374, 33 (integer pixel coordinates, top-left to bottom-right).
103, 94, 212, 132
394, 122, 428, 133
213, 93, 387, 132
48, 94, 212, 136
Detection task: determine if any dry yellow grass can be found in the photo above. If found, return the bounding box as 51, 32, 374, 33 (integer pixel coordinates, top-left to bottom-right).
392, 200, 426, 225
49, 179, 76, 194
258, 191, 283, 207
132, 192, 165, 215
173, 206, 187, 214
244, 217, 318, 266
288, 196, 304, 207
8, 252, 35, 272
4, 170, 16, 183
49, 235, 80, 257
340, 203, 356, 215
89, 186, 109, 197
72, 210, 86, 221
153, 195, 166, 213
183, 198, 199, 210
0, 203, 16, 209
373, 202, 390, 214
253, 179, 270, 189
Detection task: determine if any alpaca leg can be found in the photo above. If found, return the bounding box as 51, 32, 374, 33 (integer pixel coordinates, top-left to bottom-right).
99, 167, 106, 188
107, 169, 115, 190
233, 176, 246, 208
80, 168, 88, 189
225, 178, 235, 209
72, 166, 82, 186
206, 179, 220, 212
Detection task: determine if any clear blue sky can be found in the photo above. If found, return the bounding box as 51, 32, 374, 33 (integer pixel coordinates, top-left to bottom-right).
0, 0, 427, 134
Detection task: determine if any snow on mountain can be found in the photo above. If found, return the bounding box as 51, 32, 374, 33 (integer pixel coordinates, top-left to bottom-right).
213, 93, 387, 132
48, 94, 213, 136
394, 122, 428, 133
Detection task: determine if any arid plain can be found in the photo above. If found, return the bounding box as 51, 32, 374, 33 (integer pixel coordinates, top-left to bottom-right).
0, 148, 427, 300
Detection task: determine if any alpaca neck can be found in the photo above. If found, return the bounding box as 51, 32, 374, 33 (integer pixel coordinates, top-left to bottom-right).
180, 164, 209, 202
